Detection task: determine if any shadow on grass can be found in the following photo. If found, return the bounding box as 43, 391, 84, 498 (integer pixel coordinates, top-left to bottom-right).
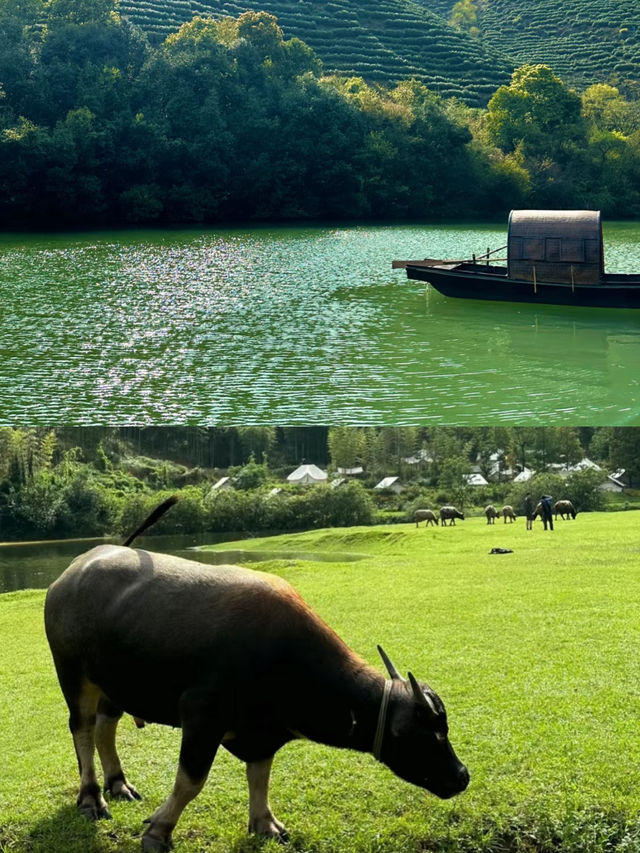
230, 835, 315, 853
26, 805, 142, 853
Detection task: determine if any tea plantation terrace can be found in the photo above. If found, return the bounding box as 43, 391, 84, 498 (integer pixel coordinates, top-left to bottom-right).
119, 0, 514, 105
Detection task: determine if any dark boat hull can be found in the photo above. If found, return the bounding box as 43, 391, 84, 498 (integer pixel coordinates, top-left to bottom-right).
405, 264, 640, 309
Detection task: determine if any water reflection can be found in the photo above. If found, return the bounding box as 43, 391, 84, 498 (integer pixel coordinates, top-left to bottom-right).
0, 532, 271, 594
191, 549, 364, 566
0, 223, 639, 423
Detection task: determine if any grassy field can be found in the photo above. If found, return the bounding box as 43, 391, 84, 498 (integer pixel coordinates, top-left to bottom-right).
2, 512, 640, 852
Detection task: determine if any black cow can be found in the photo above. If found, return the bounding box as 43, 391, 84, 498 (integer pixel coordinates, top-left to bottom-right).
45, 499, 469, 852
414, 509, 439, 527
440, 506, 465, 526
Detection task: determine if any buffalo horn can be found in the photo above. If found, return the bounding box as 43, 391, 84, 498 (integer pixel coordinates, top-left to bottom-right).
408, 671, 438, 715
377, 644, 405, 681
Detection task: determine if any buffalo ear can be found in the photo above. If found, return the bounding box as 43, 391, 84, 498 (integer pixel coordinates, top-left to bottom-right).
377, 645, 405, 681
407, 671, 438, 716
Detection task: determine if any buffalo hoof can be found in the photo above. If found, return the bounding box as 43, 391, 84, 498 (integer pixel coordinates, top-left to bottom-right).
78, 801, 112, 821
141, 837, 173, 853
249, 815, 289, 843
106, 779, 142, 802
142, 821, 174, 852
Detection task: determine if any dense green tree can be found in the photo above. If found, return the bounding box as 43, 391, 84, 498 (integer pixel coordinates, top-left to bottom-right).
449, 0, 482, 37
328, 427, 365, 470
607, 428, 640, 486
487, 64, 585, 157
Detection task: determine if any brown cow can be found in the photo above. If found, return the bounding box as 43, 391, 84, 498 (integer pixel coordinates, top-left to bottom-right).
502, 505, 517, 523
484, 505, 499, 524
554, 500, 577, 520
45, 499, 469, 852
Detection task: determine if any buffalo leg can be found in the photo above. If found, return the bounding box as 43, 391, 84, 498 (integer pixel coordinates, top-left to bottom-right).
247, 757, 288, 841
95, 696, 142, 802
67, 679, 112, 820
142, 695, 223, 853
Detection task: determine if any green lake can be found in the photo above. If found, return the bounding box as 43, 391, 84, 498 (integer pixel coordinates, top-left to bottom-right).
1, 221, 639, 424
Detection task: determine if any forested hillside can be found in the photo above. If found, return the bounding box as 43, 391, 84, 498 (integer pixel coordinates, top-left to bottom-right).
118, 0, 512, 104
2, 0, 640, 225
424, 0, 640, 94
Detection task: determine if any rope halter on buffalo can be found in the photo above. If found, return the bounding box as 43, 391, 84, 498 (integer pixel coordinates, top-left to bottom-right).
373, 679, 394, 761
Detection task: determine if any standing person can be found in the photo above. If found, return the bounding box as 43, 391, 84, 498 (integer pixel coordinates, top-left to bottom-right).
524, 493, 534, 530
540, 494, 554, 531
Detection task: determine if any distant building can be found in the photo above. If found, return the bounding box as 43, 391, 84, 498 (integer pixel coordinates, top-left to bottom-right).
374, 476, 404, 493
336, 466, 364, 476
599, 469, 628, 492
513, 468, 535, 483
286, 464, 328, 485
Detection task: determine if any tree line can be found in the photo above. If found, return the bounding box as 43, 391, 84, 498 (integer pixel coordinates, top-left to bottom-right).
0, 426, 637, 541
1, 0, 640, 226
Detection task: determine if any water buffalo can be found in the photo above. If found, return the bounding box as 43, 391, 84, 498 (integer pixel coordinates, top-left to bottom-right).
414, 509, 438, 527
45, 498, 469, 852
484, 505, 499, 524
440, 506, 464, 526
554, 499, 577, 520
502, 505, 517, 523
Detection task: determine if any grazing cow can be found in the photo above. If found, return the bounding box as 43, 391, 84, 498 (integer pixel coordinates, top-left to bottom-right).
440, 506, 464, 526
45, 498, 469, 852
484, 505, 499, 525
414, 509, 438, 527
554, 500, 577, 520
502, 505, 516, 523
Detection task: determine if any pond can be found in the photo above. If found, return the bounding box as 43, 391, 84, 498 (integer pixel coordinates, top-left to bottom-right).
0, 533, 364, 593
1, 222, 639, 424
0, 533, 255, 594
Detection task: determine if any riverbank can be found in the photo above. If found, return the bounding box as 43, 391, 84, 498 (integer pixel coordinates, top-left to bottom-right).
3, 514, 640, 851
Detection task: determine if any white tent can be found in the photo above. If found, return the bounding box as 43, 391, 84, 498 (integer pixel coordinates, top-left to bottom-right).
464, 473, 488, 486
569, 457, 602, 472
211, 476, 232, 490
374, 476, 403, 493
513, 468, 534, 483
286, 464, 327, 485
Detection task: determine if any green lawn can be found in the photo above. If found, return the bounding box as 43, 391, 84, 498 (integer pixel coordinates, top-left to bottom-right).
2, 512, 640, 852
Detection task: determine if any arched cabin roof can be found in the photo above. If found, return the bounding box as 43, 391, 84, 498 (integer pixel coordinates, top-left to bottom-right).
508, 210, 603, 285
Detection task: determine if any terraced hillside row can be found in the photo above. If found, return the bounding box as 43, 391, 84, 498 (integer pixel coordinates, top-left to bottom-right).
423, 0, 640, 91
118, 0, 513, 104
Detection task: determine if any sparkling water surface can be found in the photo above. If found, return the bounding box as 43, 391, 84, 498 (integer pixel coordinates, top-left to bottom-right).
1, 222, 639, 424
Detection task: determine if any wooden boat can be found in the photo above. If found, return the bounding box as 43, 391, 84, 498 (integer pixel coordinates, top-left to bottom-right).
393, 210, 640, 309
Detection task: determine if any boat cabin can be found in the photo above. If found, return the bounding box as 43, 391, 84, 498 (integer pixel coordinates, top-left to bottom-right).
508, 210, 604, 285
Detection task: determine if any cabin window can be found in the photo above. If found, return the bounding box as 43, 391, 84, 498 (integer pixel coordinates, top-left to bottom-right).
561, 239, 584, 263
545, 238, 561, 261
523, 238, 544, 260
584, 239, 600, 264
509, 238, 523, 259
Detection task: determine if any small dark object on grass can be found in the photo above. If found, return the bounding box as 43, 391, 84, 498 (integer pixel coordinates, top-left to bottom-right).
490, 548, 514, 554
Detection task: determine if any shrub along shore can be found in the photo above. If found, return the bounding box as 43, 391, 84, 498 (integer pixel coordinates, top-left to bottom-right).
2, 513, 640, 852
